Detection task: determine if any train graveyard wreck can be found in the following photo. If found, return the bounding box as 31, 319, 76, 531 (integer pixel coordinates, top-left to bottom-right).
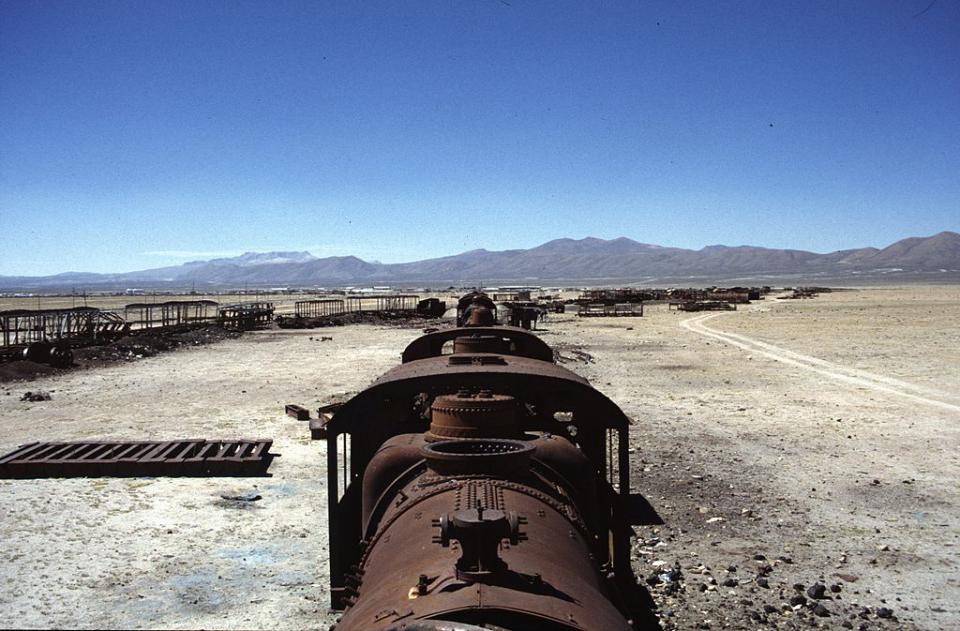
0, 300, 275, 377
0, 294, 449, 381
274, 294, 447, 329
0, 286, 784, 378
1, 284, 946, 631
284, 292, 653, 630
570, 286, 774, 318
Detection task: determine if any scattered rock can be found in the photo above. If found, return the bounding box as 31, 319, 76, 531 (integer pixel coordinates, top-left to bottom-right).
20, 391, 52, 402
812, 603, 831, 617
875, 607, 894, 619
807, 583, 827, 600
219, 492, 262, 502
790, 595, 807, 607
755, 577, 769, 588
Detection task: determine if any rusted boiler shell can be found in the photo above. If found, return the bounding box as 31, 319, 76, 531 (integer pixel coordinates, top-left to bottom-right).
340, 436, 632, 631
360, 431, 599, 534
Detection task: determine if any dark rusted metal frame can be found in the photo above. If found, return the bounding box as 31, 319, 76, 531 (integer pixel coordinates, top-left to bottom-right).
218, 302, 275, 329
295, 299, 346, 318
0, 307, 126, 349
344, 295, 419, 313
123, 300, 219, 330
415, 297, 447, 317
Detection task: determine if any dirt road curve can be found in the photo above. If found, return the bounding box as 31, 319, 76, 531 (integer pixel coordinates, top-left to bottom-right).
680, 312, 960, 414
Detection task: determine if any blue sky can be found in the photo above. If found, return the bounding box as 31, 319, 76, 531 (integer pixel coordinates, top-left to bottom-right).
1, 0, 958, 275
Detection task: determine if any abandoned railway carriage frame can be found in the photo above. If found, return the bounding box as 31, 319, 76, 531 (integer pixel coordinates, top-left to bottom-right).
320, 293, 640, 631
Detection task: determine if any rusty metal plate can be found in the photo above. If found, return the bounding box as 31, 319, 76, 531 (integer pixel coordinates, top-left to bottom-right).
0, 439, 276, 478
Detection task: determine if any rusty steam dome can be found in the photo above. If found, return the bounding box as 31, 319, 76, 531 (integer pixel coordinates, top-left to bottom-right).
428, 389, 520, 440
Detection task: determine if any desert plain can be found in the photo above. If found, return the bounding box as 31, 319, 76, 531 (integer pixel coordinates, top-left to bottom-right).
0, 285, 957, 630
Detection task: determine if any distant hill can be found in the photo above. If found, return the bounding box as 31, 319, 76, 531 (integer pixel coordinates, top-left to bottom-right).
2, 232, 959, 289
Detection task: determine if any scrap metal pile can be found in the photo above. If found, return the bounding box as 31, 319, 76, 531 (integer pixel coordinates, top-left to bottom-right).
578, 302, 645, 317
0, 299, 275, 367
779, 287, 832, 299
276, 294, 447, 329
301, 292, 647, 630
572, 286, 773, 319
580, 286, 770, 304
667, 301, 736, 312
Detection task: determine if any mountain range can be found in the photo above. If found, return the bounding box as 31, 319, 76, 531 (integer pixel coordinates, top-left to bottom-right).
2, 231, 959, 289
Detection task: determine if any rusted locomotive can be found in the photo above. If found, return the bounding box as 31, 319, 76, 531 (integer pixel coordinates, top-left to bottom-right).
320, 293, 644, 630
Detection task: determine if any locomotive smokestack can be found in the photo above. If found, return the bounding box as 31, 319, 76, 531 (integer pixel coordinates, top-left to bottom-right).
421, 438, 535, 477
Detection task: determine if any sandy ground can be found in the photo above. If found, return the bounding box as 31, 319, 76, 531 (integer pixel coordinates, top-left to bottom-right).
0, 286, 957, 630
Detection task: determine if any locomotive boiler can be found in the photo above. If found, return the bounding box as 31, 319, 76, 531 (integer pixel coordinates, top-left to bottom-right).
320, 293, 643, 630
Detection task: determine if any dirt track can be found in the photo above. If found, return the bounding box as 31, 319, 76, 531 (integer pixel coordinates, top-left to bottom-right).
681, 312, 960, 413
0, 286, 957, 629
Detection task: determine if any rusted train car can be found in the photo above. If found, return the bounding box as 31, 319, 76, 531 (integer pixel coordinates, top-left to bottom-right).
319, 293, 643, 630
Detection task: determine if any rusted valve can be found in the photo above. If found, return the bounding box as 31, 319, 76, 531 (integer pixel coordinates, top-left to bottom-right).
434, 507, 525, 581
